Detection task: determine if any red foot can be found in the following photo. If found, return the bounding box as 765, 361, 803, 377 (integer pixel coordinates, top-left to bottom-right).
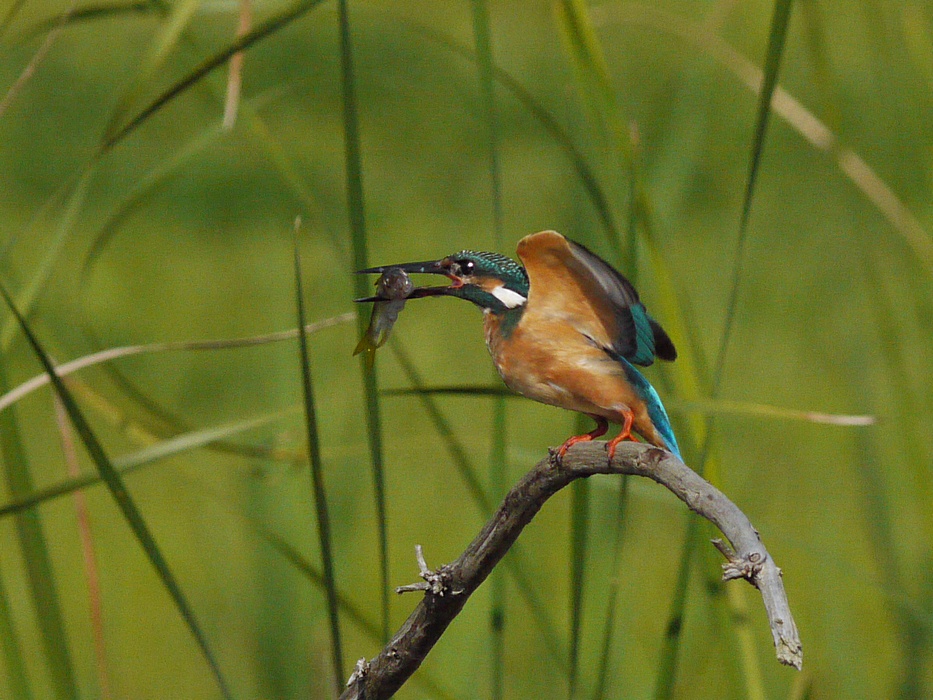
606, 410, 637, 461
557, 415, 609, 460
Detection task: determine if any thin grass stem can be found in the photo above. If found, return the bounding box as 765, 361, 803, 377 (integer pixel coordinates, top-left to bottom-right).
52, 395, 111, 699
294, 226, 344, 689
0, 280, 234, 700
222, 0, 252, 130
0, 362, 78, 700
101, 0, 328, 151
337, 0, 391, 644
0, 409, 298, 519
0, 314, 354, 414
591, 475, 629, 700
0, 557, 31, 699
0, 0, 77, 119
568, 475, 589, 699
712, 0, 795, 394
470, 2, 509, 694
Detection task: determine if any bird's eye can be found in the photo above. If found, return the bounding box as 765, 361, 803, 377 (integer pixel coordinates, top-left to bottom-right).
455, 259, 475, 276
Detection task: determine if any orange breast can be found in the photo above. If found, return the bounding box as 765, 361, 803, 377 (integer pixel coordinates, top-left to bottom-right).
476, 230, 672, 448
484, 307, 667, 448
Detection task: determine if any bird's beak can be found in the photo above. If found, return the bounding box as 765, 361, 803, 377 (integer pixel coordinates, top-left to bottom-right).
355, 258, 460, 302
357, 260, 446, 276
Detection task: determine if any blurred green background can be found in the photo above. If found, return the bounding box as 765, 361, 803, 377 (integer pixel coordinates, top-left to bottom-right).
0, 0, 930, 698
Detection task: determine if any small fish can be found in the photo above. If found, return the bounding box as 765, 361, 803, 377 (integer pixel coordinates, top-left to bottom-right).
354, 267, 415, 367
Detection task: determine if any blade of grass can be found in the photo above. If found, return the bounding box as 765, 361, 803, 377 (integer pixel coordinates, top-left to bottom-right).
0, 0, 77, 119
655, 2, 795, 693
469, 2, 508, 695
379, 12, 621, 245
860, 258, 933, 536
19, 1, 153, 34
382, 386, 874, 425
383, 385, 511, 398
797, 0, 842, 133
100, 0, 202, 143
853, 431, 927, 699
591, 475, 629, 700
597, 3, 932, 274
81, 120, 227, 282
187, 479, 467, 700
546, 7, 648, 308
52, 395, 111, 699
1, 168, 92, 354
0, 556, 32, 700
857, 259, 932, 697
647, 348, 728, 682
670, 398, 875, 426
112, 440, 464, 700
590, 115, 636, 684
0, 362, 77, 700
552, 0, 634, 262
902, 4, 933, 95
0, 0, 27, 37
488, 394, 507, 700
726, 580, 767, 700
338, 0, 390, 645
77, 80, 353, 461
713, 0, 795, 392
568, 464, 589, 699
0, 409, 298, 520
470, 0, 504, 252
221, 0, 252, 130
100, 0, 328, 151
652, 515, 696, 700
719, 4, 795, 689
0, 314, 354, 415
787, 671, 813, 700
0, 281, 233, 700
294, 225, 344, 689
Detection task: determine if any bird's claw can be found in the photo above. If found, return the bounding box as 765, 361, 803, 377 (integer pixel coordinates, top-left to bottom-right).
603, 440, 615, 466
549, 445, 568, 468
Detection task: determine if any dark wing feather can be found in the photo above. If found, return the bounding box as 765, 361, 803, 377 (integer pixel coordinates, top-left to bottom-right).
567, 238, 676, 366
649, 317, 677, 361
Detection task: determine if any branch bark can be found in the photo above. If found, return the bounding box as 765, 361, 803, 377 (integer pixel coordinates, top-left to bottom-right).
340, 441, 802, 699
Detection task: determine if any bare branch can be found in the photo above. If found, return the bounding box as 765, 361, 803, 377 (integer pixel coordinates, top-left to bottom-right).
340, 441, 802, 699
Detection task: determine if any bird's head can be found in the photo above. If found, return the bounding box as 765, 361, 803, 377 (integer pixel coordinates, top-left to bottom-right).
359, 249, 529, 314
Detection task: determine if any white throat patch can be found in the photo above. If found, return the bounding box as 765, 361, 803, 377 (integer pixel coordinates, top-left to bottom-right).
490, 285, 527, 309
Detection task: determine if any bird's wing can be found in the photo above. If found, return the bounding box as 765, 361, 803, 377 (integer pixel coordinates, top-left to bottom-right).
517, 231, 676, 366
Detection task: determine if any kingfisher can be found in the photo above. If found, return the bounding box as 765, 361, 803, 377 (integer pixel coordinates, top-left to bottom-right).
359, 230, 680, 461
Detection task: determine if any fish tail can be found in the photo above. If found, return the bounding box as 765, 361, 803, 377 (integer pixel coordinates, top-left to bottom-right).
353, 335, 377, 369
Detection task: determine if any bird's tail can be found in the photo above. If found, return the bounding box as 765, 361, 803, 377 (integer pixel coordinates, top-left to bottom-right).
647, 396, 681, 458
620, 359, 681, 459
